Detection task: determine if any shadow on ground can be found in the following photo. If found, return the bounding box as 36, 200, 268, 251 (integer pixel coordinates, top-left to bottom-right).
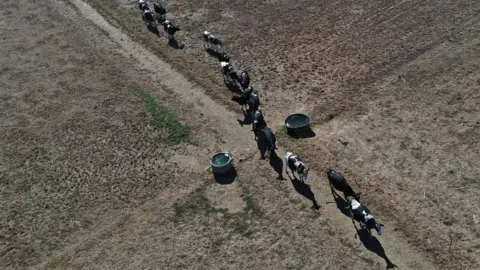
205, 48, 224, 59
225, 82, 243, 95
168, 39, 185, 50
286, 127, 316, 139
254, 135, 283, 180
237, 110, 253, 127
147, 24, 160, 37
355, 225, 398, 269
288, 174, 320, 209
213, 167, 237, 185
326, 190, 352, 218
269, 152, 284, 180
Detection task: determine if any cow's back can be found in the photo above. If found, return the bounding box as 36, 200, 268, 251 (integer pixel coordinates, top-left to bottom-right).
327, 170, 348, 191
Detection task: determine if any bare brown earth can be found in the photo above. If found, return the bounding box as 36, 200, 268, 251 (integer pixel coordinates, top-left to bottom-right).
1, 0, 479, 269
1, 0, 416, 269
87, 0, 480, 268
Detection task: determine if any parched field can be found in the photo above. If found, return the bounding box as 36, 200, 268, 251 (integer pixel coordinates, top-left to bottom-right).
1, 0, 480, 269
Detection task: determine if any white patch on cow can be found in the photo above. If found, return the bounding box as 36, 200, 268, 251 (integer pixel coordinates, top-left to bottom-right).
284, 152, 294, 167
220, 61, 229, 68
364, 212, 374, 221
293, 160, 302, 168
350, 199, 361, 210
351, 199, 374, 222
203, 30, 210, 36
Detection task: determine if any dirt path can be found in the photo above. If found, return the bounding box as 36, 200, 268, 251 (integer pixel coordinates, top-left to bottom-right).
4, 0, 439, 268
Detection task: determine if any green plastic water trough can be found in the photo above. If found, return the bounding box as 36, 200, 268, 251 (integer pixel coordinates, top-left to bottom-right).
285, 114, 311, 129
210, 152, 233, 174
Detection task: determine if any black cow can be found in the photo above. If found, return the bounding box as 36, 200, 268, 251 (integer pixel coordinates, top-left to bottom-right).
261, 127, 277, 156
238, 70, 250, 90
218, 53, 231, 62
153, 3, 166, 23
326, 169, 360, 200
252, 109, 266, 140
231, 86, 256, 111
247, 92, 260, 114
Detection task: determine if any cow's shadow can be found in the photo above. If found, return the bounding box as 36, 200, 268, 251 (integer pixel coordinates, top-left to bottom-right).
168, 39, 185, 50
326, 189, 351, 218
237, 109, 253, 126
355, 225, 398, 269
255, 137, 283, 180
205, 47, 224, 59
225, 82, 243, 95
269, 152, 284, 180
147, 24, 160, 37
287, 173, 320, 209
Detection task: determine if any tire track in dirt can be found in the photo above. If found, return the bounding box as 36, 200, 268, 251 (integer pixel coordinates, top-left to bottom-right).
60, 0, 439, 268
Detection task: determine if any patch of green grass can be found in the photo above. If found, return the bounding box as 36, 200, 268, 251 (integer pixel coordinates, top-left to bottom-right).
140, 92, 191, 144
173, 192, 228, 226
173, 185, 264, 238
242, 188, 264, 218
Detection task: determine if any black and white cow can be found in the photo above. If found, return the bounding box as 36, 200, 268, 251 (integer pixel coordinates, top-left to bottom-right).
142, 9, 156, 28
284, 152, 309, 183
346, 196, 383, 236
220, 61, 238, 83
138, 0, 149, 11
202, 31, 223, 52
163, 20, 181, 40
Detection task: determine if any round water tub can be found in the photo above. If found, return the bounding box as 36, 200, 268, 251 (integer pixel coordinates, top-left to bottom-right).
210, 152, 233, 174
285, 113, 311, 129
285, 114, 313, 137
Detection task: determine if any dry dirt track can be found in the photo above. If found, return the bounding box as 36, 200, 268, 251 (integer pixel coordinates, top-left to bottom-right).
0, 0, 476, 269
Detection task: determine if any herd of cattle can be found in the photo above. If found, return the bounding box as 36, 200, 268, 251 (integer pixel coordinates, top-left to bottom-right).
137, 0, 384, 236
